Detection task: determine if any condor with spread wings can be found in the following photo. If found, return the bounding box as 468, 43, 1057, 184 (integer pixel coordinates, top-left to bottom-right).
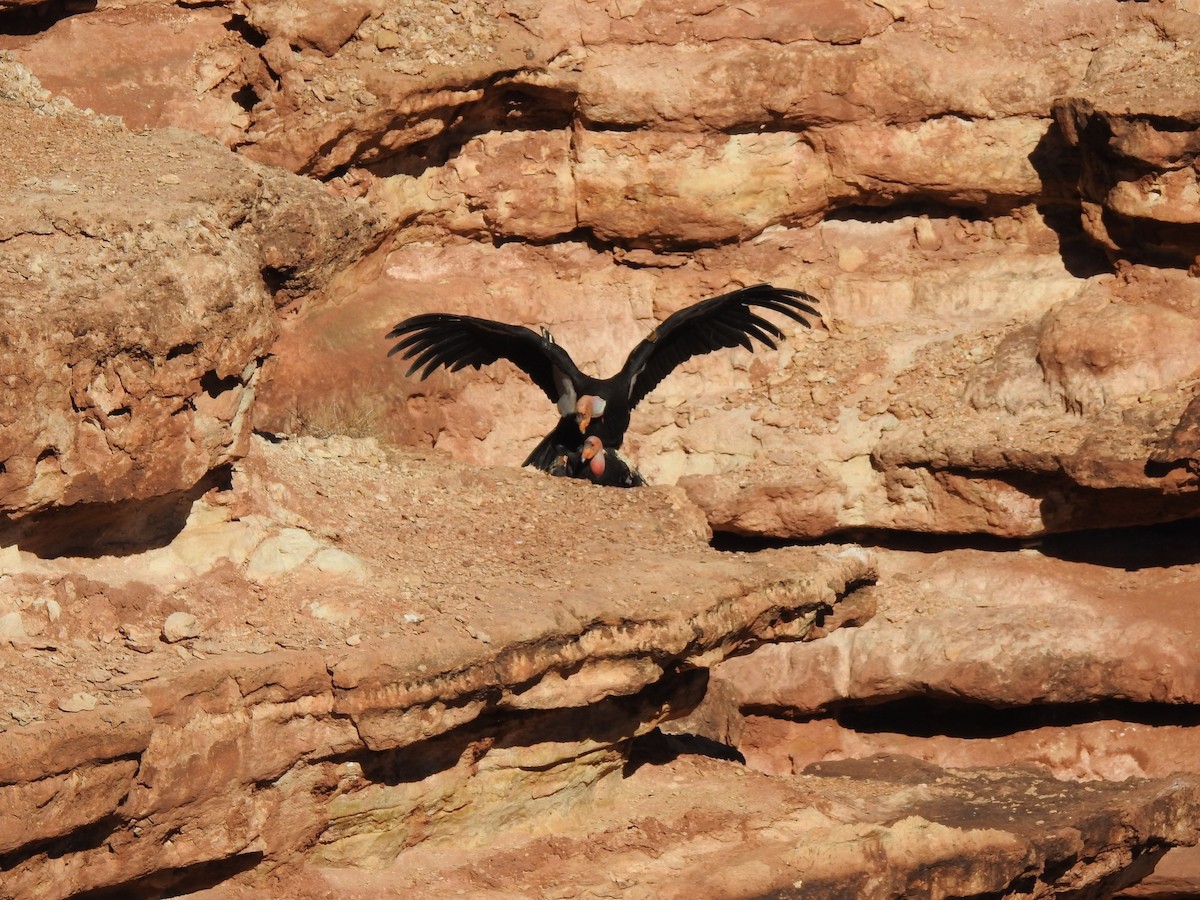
386, 283, 821, 472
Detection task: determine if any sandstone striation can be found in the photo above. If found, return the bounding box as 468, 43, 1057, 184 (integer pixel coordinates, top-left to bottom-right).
679, 537, 1200, 891
2, 437, 1195, 898
310, 755, 1200, 900
708, 544, 1200, 722
5, 0, 1200, 896
11, 0, 1200, 540
4, 0, 1135, 227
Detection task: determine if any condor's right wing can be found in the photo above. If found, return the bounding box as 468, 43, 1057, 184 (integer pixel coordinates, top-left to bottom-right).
386, 313, 583, 405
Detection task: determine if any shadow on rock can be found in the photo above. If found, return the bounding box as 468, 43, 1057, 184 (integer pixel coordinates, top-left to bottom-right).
0, 466, 231, 559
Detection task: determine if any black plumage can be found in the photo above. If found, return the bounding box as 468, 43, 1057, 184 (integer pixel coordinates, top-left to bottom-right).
578, 437, 646, 488
386, 283, 821, 471
544, 437, 646, 488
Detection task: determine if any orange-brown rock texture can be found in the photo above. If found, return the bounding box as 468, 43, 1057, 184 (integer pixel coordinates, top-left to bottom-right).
4, 0, 1200, 896
0, 59, 379, 518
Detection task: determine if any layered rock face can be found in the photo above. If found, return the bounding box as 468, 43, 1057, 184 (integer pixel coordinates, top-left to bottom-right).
1, 435, 1196, 900
0, 435, 881, 898
1054, 28, 1200, 269
5, 0, 1200, 897
14, 0, 1187, 538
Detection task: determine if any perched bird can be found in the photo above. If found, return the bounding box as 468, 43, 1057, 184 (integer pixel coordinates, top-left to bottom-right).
545, 437, 644, 487
386, 283, 820, 471
578, 435, 645, 488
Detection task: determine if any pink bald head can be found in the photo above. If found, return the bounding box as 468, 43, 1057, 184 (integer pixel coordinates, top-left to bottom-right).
581, 435, 606, 477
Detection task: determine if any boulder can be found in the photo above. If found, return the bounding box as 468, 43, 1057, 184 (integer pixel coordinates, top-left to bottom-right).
0, 62, 378, 518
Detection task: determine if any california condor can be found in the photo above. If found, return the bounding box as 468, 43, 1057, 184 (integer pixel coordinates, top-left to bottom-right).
386, 283, 820, 471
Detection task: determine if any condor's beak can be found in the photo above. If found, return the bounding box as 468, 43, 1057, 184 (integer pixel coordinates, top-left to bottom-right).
575, 395, 595, 433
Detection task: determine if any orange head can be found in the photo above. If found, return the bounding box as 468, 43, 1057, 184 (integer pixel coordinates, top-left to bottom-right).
581, 436, 606, 478
575, 395, 595, 432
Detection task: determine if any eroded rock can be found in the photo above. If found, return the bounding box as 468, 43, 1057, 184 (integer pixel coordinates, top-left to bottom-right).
0, 61, 377, 519
1037, 277, 1200, 415
307, 754, 1200, 900
5, 2, 1200, 897
710, 546, 1200, 718
0, 436, 873, 898
1055, 24, 1200, 266
14, 0, 1198, 548
161, 612, 201, 644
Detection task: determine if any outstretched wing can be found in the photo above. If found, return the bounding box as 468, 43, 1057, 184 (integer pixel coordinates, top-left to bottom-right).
617, 284, 820, 409
386, 313, 581, 404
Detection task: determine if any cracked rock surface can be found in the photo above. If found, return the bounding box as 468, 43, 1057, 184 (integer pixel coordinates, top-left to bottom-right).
0, 60, 377, 517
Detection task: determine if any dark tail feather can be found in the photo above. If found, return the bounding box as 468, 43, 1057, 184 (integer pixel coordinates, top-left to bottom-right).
523, 431, 564, 471
524, 415, 588, 472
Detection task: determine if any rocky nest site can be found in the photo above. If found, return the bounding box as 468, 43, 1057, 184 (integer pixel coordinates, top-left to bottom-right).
5, 0, 1200, 898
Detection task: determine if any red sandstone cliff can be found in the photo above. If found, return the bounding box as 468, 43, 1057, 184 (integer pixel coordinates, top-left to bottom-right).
3, 1, 1200, 896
